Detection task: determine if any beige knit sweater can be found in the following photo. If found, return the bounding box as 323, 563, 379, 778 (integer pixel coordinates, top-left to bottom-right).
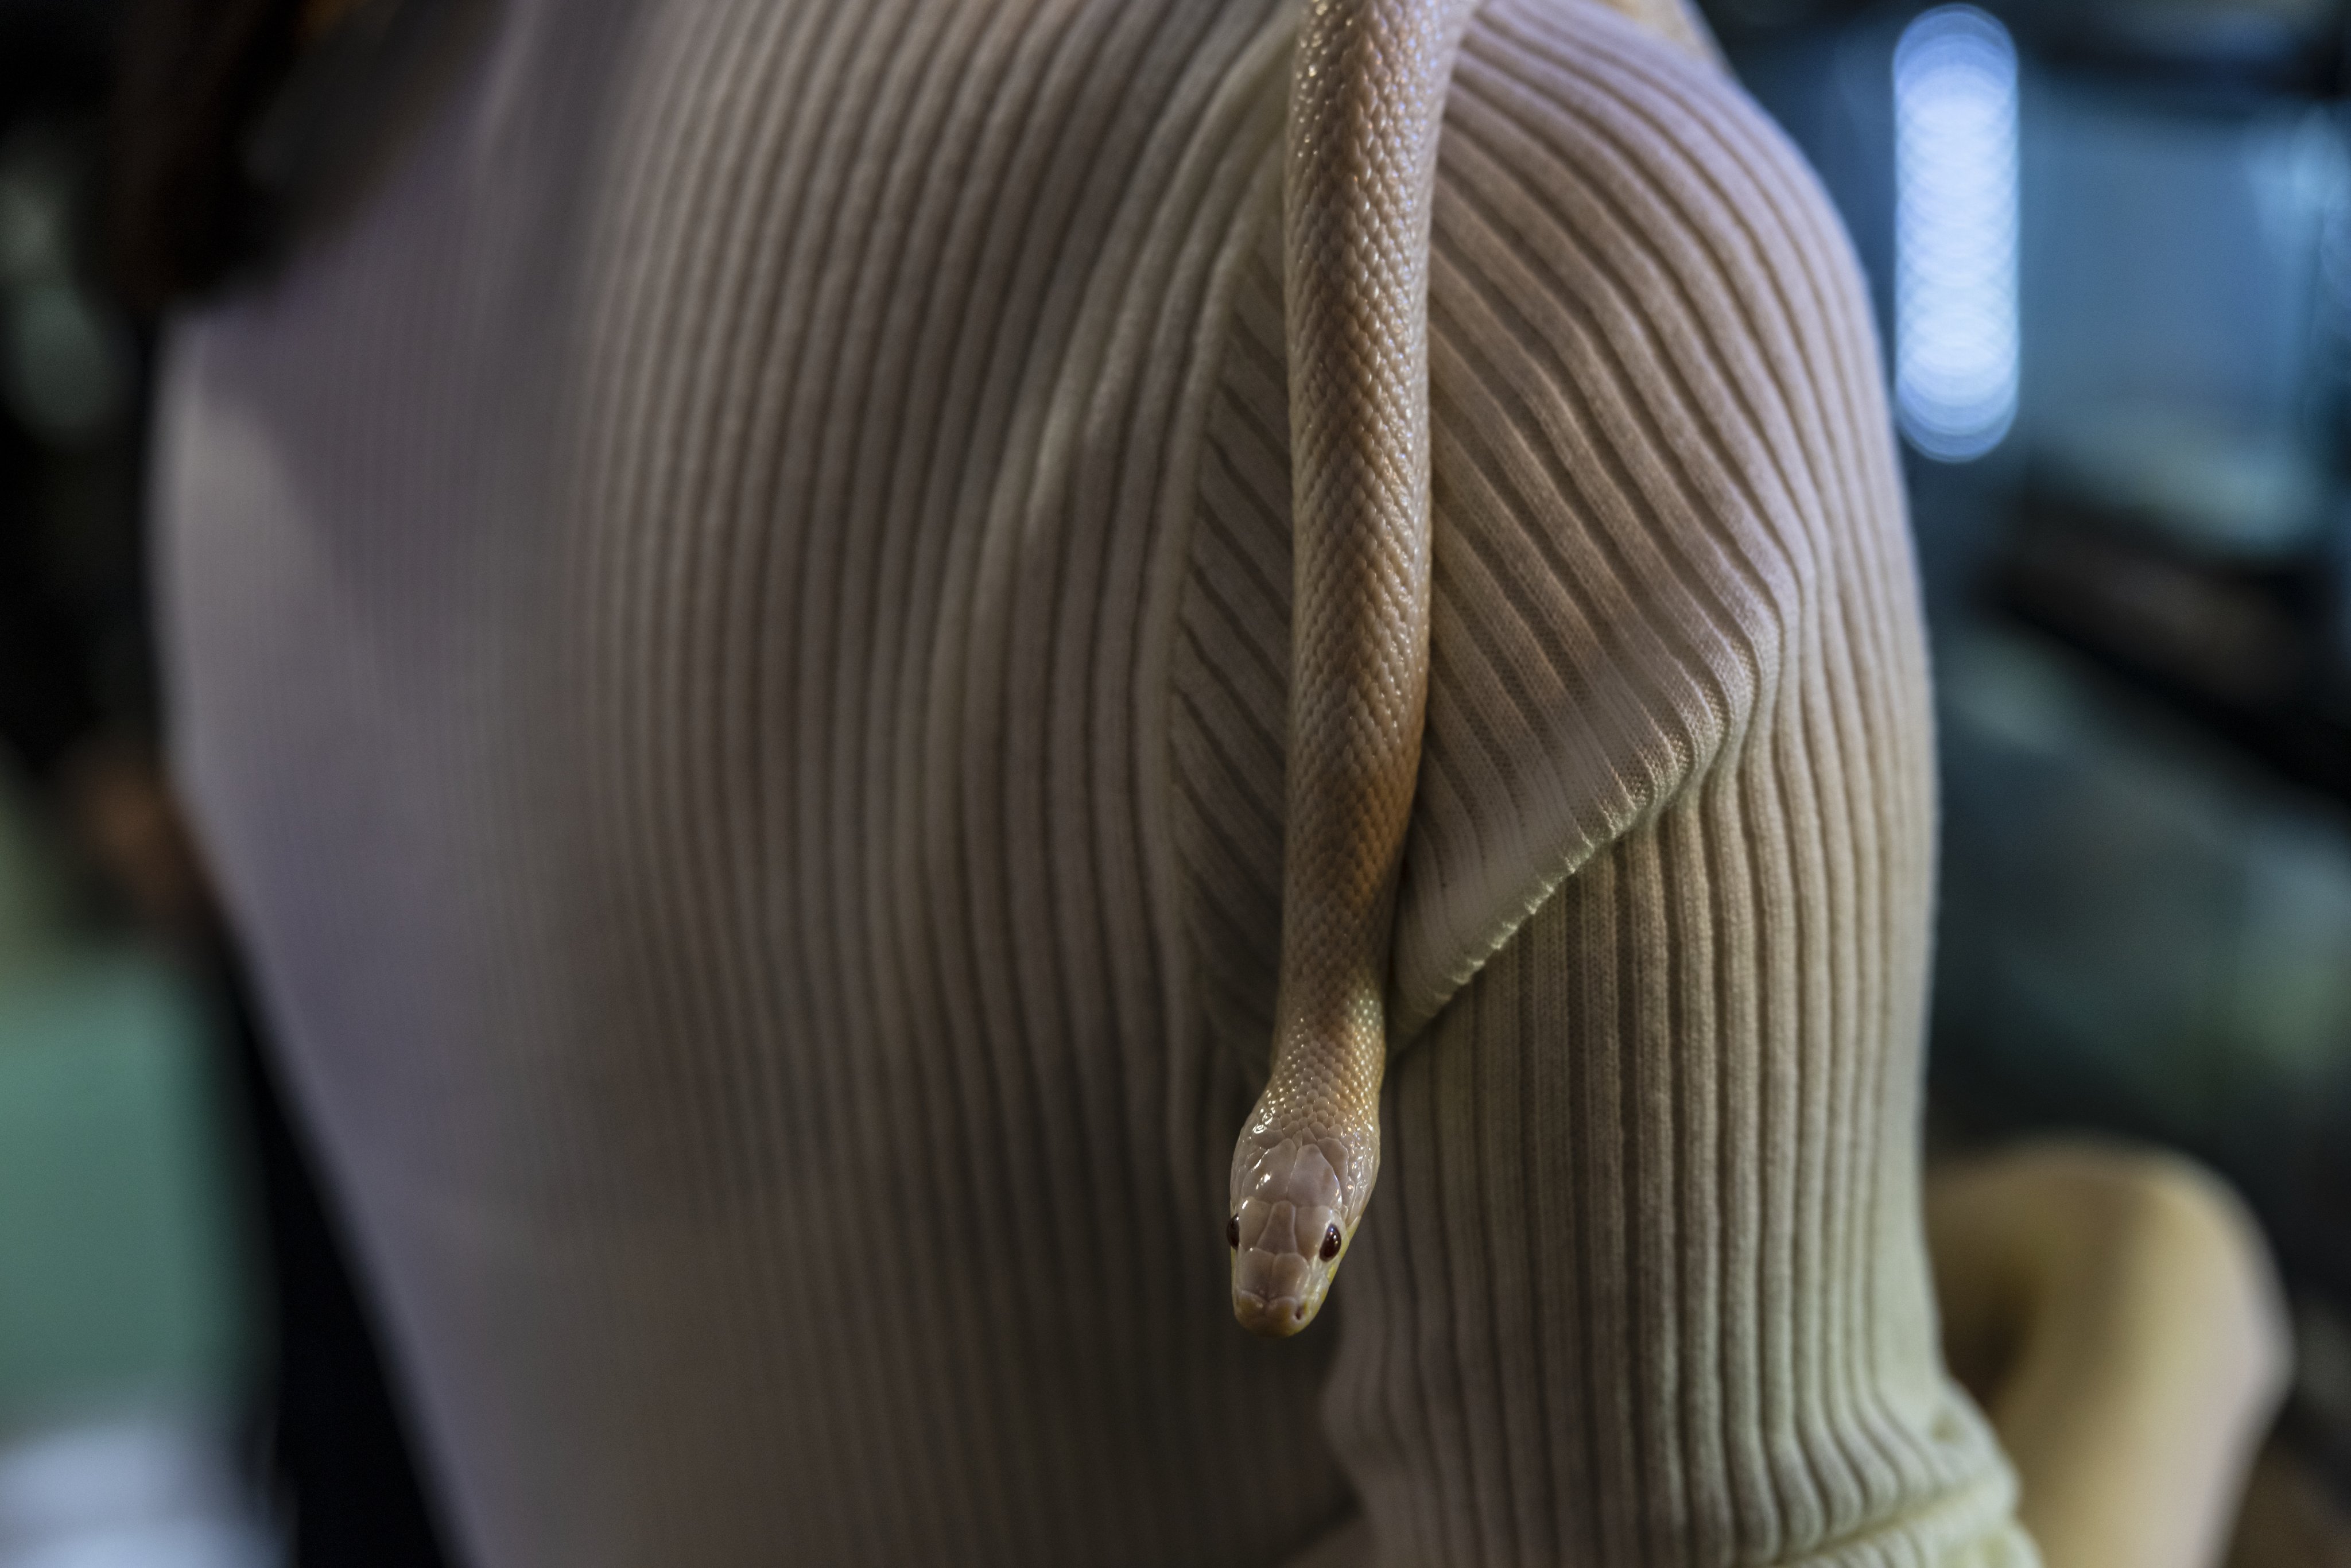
155, 0, 2033, 1562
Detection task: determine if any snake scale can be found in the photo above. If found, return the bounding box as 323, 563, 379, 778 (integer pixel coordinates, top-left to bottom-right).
1226, 0, 1481, 1337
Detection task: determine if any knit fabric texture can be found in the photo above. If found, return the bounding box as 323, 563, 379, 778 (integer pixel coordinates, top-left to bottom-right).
154, 0, 2033, 1562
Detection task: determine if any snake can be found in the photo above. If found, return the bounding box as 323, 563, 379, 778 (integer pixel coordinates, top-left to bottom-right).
1226, 0, 1481, 1337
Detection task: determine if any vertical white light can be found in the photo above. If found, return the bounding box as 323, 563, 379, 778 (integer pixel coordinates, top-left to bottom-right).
1894, 5, 2019, 461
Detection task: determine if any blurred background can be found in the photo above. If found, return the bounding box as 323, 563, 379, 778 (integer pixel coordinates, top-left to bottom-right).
6, 0, 2351, 1561
0, 4, 275, 1565
1717, 0, 2351, 1554
0, 3, 453, 1566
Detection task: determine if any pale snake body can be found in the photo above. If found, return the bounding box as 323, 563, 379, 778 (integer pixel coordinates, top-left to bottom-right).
1227, 0, 1480, 1337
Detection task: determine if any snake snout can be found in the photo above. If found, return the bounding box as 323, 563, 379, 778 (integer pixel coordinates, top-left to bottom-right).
1229, 1135, 1353, 1336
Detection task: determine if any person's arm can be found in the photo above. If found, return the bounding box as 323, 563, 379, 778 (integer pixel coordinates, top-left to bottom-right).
1927, 1142, 2289, 1568
1295, 3, 2030, 1558
1332, 818, 2036, 1563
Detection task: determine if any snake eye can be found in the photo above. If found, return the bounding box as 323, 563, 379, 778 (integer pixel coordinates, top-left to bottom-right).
1320, 1225, 1341, 1261
1227, 1216, 1240, 1249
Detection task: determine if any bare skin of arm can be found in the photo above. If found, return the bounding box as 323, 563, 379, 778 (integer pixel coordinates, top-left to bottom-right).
1927, 1140, 2292, 1568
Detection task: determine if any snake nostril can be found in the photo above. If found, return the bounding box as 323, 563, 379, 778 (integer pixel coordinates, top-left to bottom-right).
1227, 1216, 1240, 1249
1320, 1225, 1341, 1260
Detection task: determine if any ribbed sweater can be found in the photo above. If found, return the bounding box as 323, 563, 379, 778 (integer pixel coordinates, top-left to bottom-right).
154, 0, 2033, 1562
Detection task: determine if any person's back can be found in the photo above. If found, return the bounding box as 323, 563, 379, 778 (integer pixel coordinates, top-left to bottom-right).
155, 0, 2030, 1561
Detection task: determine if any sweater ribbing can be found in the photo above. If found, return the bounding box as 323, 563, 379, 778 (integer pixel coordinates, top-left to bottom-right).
157, 0, 2028, 1562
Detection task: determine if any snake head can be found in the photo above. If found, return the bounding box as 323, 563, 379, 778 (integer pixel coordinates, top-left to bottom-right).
1228, 1135, 1356, 1337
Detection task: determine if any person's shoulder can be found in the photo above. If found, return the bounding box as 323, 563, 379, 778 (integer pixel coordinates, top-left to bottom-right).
1423, 0, 1903, 739
1434, 0, 1876, 401
1393, 0, 1917, 1034
1444, 0, 1831, 240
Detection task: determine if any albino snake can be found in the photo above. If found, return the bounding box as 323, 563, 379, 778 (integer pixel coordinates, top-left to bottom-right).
1227, 0, 1480, 1337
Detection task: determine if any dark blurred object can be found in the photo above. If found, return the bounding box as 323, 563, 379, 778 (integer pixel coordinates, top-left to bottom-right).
2014, 0, 2349, 98
0, 444, 102, 783
106, 0, 302, 314
1706, 0, 2351, 92
108, 0, 484, 315
55, 734, 209, 943
1995, 510, 2351, 801
0, 126, 142, 786
204, 933, 457, 1568
2224, 1437, 2351, 1567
